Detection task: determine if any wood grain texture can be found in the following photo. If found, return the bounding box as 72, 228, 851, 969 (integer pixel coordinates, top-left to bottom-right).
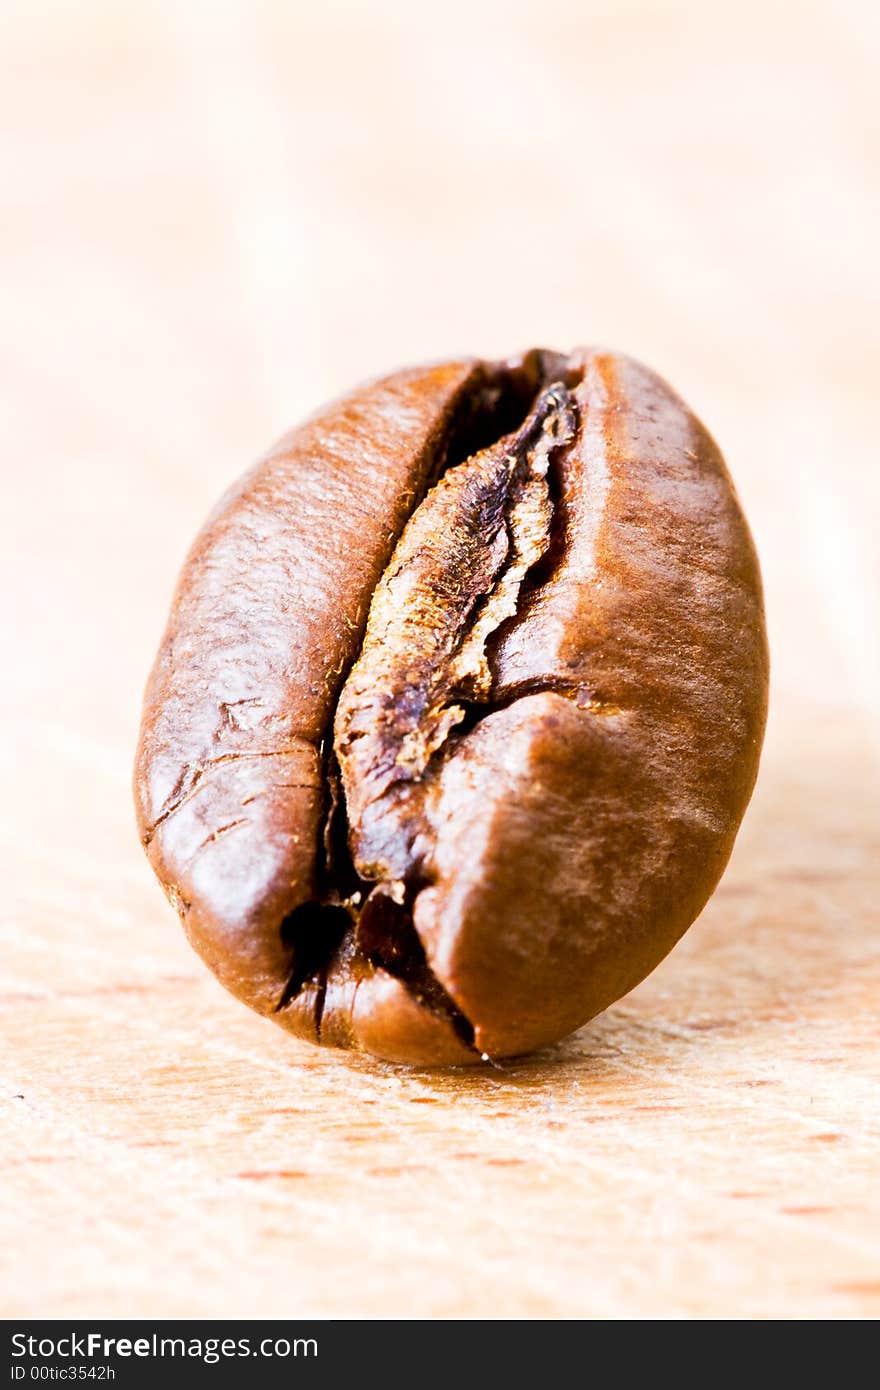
1, 0, 878, 1319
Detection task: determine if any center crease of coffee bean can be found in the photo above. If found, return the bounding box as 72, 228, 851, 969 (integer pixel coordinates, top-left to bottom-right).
275, 374, 580, 1047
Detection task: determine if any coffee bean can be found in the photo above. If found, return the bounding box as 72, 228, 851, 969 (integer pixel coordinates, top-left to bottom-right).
134, 348, 768, 1064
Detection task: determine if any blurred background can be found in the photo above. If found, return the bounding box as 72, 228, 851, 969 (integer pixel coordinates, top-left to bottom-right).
2, 0, 878, 1319
4, 0, 879, 734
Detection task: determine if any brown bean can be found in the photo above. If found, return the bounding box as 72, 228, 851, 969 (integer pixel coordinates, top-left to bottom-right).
134, 348, 768, 1065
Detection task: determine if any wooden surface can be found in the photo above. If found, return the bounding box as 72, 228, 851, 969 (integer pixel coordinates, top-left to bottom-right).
2, 0, 879, 1320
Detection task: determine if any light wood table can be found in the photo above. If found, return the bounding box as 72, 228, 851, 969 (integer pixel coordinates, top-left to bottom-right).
2, 0, 878, 1319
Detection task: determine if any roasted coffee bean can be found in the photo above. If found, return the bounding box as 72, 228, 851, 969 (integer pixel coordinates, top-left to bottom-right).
134, 348, 769, 1065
